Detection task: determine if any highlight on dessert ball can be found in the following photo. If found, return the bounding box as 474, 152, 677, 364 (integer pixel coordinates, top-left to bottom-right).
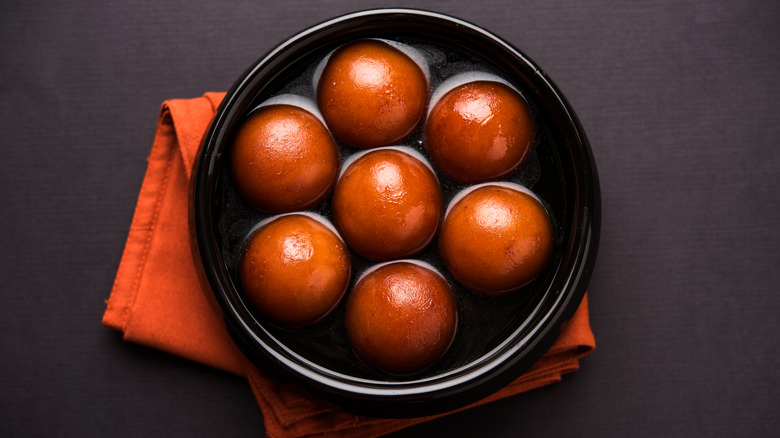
345, 261, 457, 375
439, 183, 553, 295
229, 96, 340, 213
238, 213, 351, 328
425, 73, 535, 183
316, 39, 429, 149
331, 147, 443, 261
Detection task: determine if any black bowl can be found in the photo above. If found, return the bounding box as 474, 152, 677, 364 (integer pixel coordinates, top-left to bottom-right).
190, 8, 600, 418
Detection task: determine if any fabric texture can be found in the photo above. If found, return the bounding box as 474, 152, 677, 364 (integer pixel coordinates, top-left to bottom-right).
102, 92, 596, 438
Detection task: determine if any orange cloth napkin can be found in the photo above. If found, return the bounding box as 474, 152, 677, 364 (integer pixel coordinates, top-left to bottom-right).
103, 92, 596, 438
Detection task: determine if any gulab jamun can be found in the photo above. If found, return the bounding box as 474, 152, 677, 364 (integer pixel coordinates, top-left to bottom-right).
317, 39, 428, 149
239, 214, 351, 328
345, 261, 457, 375
230, 103, 339, 213
425, 79, 535, 183
439, 184, 553, 295
331, 148, 443, 261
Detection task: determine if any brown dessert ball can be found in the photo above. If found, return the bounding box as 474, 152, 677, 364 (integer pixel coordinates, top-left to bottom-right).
425, 80, 535, 183
345, 262, 457, 375
229, 103, 339, 213
439, 184, 553, 295
331, 148, 443, 261
317, 39, 428, 149
238, 214, 351, 328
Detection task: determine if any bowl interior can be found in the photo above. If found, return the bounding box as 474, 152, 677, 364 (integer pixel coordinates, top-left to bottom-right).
192, 8, 599, 417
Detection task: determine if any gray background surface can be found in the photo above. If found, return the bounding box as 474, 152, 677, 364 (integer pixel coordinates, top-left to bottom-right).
1, 1, 778, 436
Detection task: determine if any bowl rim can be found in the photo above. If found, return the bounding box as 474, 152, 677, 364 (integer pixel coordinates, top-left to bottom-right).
191, 7, 600, 418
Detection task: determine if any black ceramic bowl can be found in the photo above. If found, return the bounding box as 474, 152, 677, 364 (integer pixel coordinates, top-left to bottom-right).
191, 8, 600, 418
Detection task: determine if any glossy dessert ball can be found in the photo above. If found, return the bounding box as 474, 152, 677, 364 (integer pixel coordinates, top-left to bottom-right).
439, 184, 553, 295
331, 148, 443, 261
239, 214, 351, 328
425, 80, 535, 183
229, 103, 339, 213
317, 39, 428, 149
345, 261, 457, 375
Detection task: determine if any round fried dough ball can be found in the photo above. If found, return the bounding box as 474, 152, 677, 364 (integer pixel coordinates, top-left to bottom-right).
345, 261, 457, 374
317, 39, 428, 149
425, 80, 534, 183
239, 214, 351, 328
230, 103, 339, 213
439, 184, 553, 295
331, 148, 442, 261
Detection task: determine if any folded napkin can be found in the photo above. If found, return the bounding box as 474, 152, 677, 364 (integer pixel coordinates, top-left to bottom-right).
103, 92, 595, 438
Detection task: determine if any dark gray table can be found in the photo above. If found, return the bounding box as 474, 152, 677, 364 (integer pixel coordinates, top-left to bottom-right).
2, 1, 778, 436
